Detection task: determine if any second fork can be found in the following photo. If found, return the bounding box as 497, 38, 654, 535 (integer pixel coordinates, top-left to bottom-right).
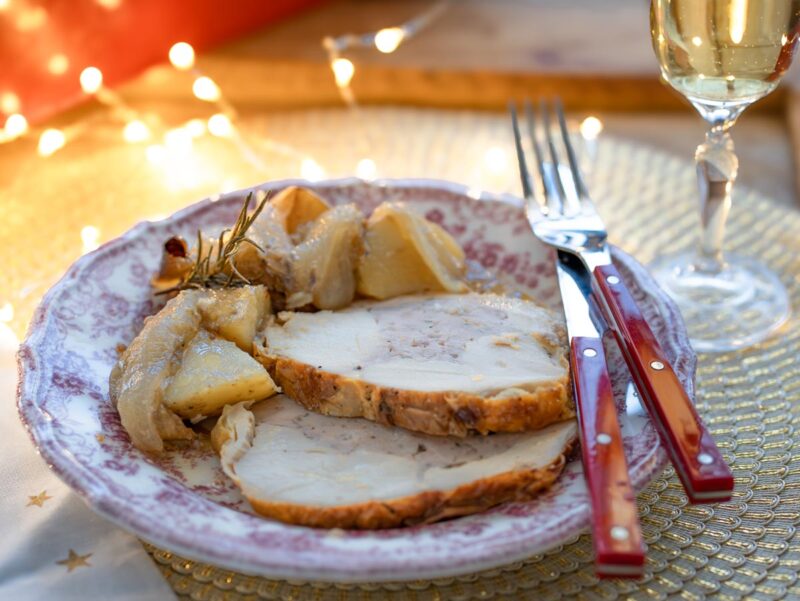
514, 99, 734, 505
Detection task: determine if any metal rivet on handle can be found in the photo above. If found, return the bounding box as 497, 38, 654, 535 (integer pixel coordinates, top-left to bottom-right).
606, 275, 620, 285
650, 361, 665, 370
610, 526, 630, 541
597, 433, 612, 445
698, 453, 714, 465
583, 348, 598, 358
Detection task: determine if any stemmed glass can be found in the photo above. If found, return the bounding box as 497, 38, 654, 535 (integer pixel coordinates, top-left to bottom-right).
649, 0, 798, 351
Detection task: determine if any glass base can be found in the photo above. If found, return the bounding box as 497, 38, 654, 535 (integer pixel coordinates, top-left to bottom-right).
649, 252, 790, 352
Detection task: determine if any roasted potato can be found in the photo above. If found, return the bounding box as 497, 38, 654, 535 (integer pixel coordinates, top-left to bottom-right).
357, 202, 467, 299
163, 330, 277, 419
198, 285, 270, 352
270, 186, 331, 236
109, 290, 202, 452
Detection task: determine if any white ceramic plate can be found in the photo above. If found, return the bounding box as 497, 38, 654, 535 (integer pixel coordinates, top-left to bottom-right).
17, 178, 694, 583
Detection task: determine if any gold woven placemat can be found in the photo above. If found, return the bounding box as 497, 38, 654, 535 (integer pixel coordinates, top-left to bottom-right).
3, 107, 798, 600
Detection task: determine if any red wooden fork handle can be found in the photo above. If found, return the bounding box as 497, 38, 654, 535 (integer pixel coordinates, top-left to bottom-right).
592, 263, 734, 504
570, 336, 645, 578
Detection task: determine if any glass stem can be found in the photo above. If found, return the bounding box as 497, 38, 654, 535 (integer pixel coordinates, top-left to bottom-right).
693, 125, 738, 274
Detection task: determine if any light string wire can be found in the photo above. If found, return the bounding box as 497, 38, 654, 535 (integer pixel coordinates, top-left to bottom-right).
0, 1, 453, 337
321, 1, 450, 178
0, 1, 604, 336
0, 1, 451, 167
322, 1, 450, 108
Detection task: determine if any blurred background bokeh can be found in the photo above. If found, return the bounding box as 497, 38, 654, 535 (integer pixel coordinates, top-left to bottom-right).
0, 0, 797, 340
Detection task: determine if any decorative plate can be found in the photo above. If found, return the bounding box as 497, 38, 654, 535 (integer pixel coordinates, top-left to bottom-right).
17, 178, 694, 583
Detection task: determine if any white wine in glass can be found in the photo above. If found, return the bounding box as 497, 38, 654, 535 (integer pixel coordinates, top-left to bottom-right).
650, 0, 798, 351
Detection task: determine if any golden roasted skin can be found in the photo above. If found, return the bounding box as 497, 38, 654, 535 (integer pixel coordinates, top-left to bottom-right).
257, 353, 573, 437
197, 286, 271, 352
288, 204, 364, 310
213, 398, 577, 529
210, 401, 255, 466
247, 450, 570, 529
109, 286, 273, 453
109, 291, 202, 452
151, 237, 194, 291
230, 209, 293, 293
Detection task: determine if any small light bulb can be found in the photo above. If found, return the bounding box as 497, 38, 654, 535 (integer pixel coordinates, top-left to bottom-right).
164, 128, 193, 154
47, 54, 69, 75
301, 158, 326, 181
192, 76, 220, 101
123, 119, 151, 143
95, 0, 122, 10
691, 36, 702, 47
80, 67, 103, 94
38, 128, 66, 156
220, 179, 238, 193
374, 27, 404, 53
207, 113, 233, 137
580, 116, 604, 140
0, 92, 20, 114
4, 113, 28, 138
0, 302, 13, 322
169, 42, 195, 70
146, 144, 166, 164
483, 146, 507, 174
331, 58, 355, 88
81, 225, 100, 252
15, 6, 47, 31
356, 158, 377, 180
185, 118, 206, 137
781, 34, 789, 46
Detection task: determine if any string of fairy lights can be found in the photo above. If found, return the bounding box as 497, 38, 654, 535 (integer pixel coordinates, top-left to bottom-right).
324, 1, 450, 108
0, 1, 604, 339
0, 2, 453, 164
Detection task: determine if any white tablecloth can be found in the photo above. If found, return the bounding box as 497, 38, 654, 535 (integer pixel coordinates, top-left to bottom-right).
0, 327, 176, 601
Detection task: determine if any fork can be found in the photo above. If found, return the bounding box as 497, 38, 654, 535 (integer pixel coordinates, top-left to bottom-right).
511, 104, 644, 578
512, 99, 735, 505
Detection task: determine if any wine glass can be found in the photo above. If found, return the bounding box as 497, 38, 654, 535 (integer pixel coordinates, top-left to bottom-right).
649, 0, 798, 351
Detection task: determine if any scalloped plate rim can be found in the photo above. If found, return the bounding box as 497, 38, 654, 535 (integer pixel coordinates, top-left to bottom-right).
16, 177, 694, 583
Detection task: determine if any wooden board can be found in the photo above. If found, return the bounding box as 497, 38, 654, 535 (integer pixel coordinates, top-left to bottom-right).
122, 0, 787, 113
786, 90, 800, 203
116, 0, 798, 202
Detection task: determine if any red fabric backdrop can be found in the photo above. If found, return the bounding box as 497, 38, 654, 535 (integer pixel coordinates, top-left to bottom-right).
0, 0, 325, 124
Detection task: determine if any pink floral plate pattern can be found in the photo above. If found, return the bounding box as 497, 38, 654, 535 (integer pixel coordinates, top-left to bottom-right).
17, 178, 695, 583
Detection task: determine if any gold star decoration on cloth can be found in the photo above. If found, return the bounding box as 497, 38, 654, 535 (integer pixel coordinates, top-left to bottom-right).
26, 490, 52, 507
56, 549, 92, 572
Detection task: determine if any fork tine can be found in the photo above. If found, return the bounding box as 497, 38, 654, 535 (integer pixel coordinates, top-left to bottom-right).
525, 100, 562, 216
540, 100, 570, 212
530, 101, 568, 215
509, 103, 535, 201
555, 98, 590, 200
524, 101, 547, 197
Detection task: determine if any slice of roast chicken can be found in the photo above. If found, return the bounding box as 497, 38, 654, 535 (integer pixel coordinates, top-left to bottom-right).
212, 396, 578, 529
256, 293, 573, 437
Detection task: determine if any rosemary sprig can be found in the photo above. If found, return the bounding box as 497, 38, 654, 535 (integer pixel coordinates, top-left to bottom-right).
157, 192, 269, 294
